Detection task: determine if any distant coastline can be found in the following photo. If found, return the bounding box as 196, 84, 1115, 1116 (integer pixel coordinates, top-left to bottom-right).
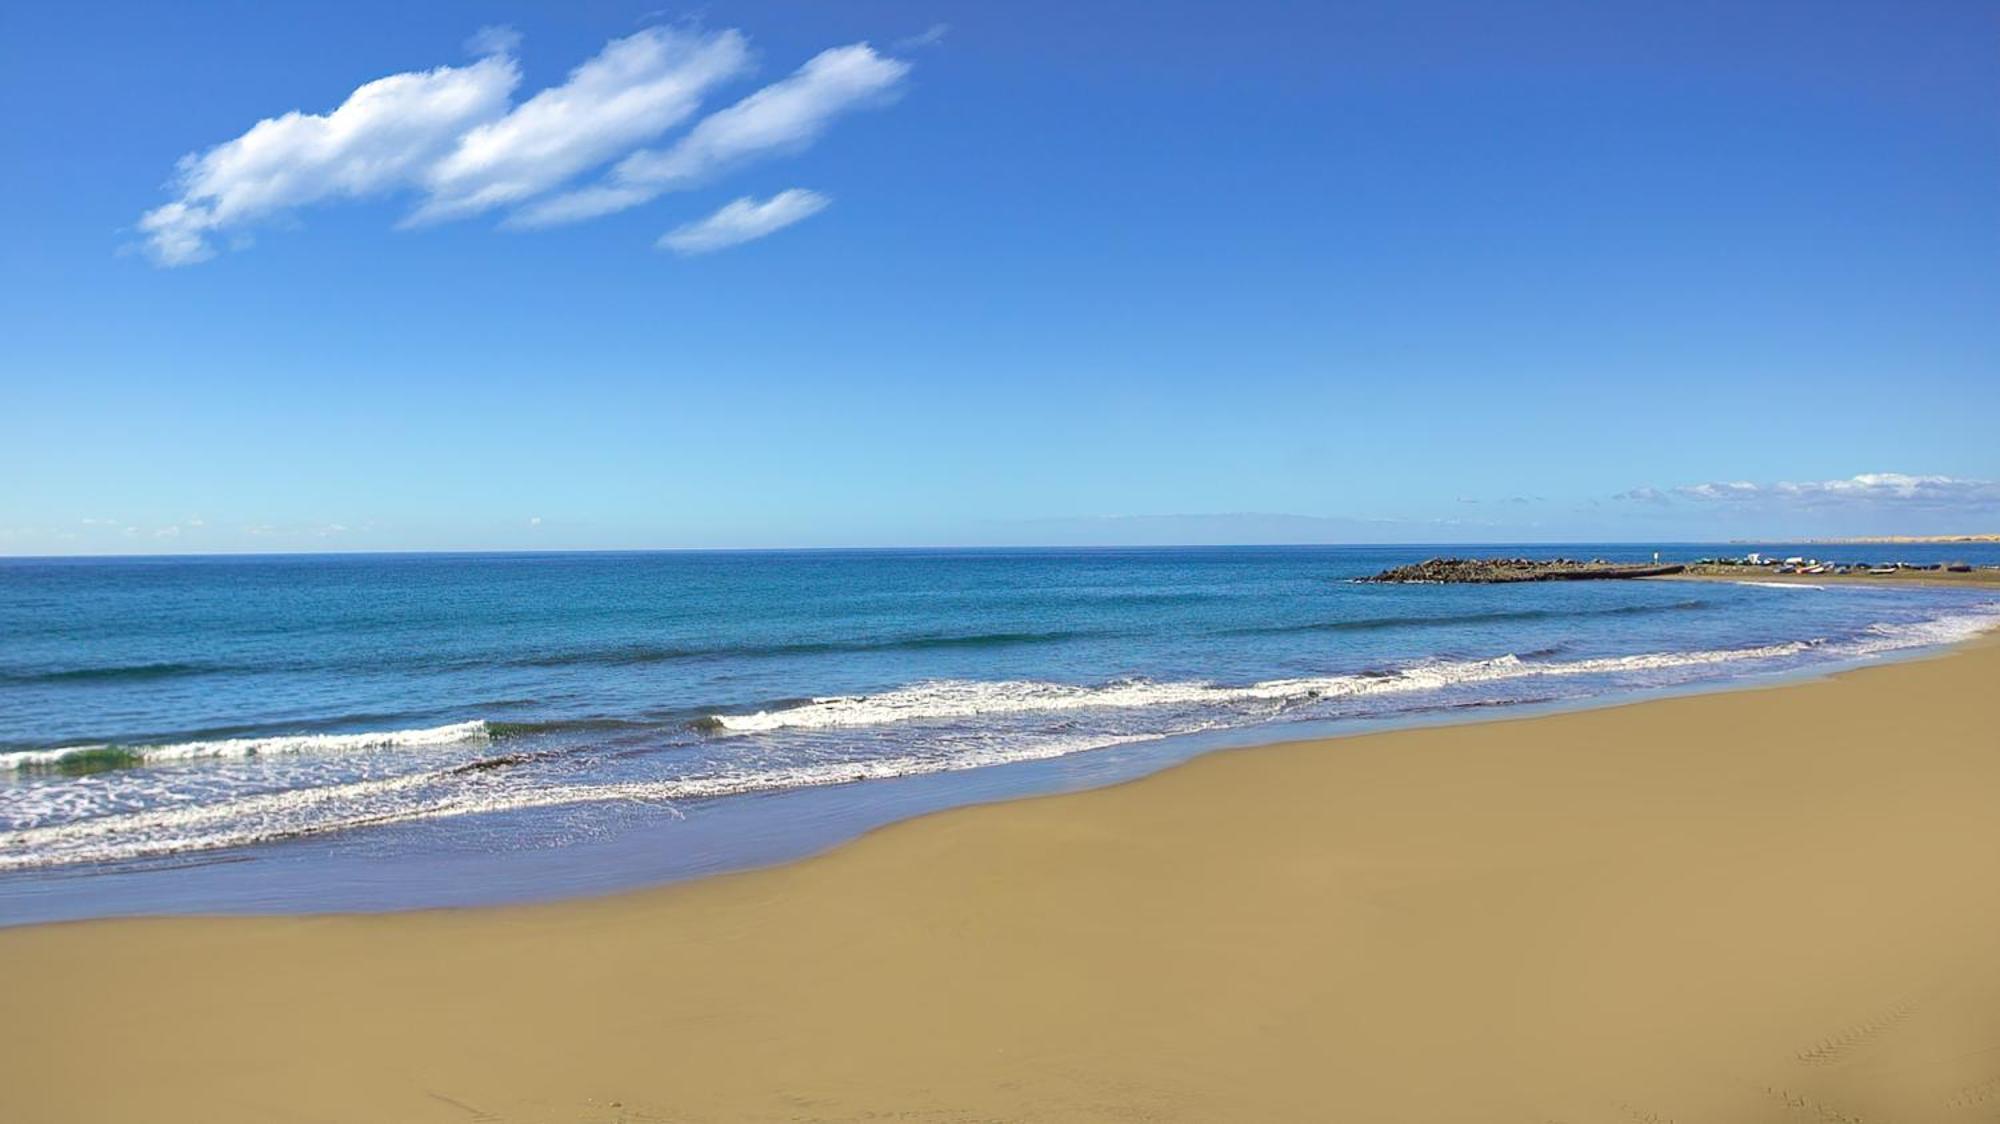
1732, 533, 2000, 545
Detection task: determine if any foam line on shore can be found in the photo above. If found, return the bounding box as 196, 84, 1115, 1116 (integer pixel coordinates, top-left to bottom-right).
5, 604, 1995, 872
1734, 581, 1826, 590
0, 731, 1176, 871
706, 606, 2000, 734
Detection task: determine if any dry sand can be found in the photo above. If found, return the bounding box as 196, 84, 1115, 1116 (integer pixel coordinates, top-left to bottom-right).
6, 641, 2000, 1122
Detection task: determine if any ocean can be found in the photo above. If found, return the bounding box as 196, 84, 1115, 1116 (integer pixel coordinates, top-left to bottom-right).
4, 544, 1998, 923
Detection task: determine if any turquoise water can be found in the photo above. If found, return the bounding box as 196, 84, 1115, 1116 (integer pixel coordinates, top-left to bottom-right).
3, 544, 1997, 921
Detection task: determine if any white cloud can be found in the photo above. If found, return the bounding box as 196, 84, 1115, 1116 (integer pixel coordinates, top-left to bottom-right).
659, 189, 829, 254
409, 27, 750, 225
512, 43, 908, 228
1674, 480, 1763, 501
1771, 473, 2000, 505
136, 29, 915, 264
465, 24, 523, 58
138, 53, 520, 265
1622, 473, 2000, 509
893, 24, 950, 51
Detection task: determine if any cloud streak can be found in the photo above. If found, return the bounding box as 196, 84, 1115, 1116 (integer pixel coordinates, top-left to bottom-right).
136, 28, 909, 264
659, 189, 829, 254
410, 27, 750, 225
893, 24, 950, 51
1620, 473, 2000, 510
510, 43, 909, 228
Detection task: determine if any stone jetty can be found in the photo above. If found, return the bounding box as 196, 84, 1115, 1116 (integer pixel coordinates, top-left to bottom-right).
1360, 557, 1686, 584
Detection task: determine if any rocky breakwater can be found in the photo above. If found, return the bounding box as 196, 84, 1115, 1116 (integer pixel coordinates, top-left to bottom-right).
1361, 557, 1686, 584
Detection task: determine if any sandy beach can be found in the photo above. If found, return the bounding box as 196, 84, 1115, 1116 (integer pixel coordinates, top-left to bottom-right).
12, 2, 1996, 1120
6, 639, 2000, 1123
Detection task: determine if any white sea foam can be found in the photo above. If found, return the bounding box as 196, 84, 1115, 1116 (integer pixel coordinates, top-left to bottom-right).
0, 720, 490, 773
0, 730, 1175, 871
1735, 581, 1825, 590
704, 641, 1825, 733
703, 606, 2000, 736
1849, 608, 2000, 654
6, 604, 1998, 872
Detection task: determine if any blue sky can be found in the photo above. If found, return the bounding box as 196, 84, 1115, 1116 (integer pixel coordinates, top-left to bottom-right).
2, 0, 1996, 552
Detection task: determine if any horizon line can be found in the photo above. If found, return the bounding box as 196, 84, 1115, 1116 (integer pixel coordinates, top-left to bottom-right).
0, 538, 1970, 561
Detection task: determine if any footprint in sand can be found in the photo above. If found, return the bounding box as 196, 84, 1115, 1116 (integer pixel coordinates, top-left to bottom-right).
1793, 996, 1920, 1066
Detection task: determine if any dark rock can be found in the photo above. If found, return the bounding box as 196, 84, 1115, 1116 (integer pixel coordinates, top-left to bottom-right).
1360, 557, 1686, 584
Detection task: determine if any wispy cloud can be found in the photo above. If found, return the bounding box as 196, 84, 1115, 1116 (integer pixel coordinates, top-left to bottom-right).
464, 24, 522, 58
136, 28, 912, 264
243, 520, 356, 539
894, 24, 950, 51
659, 189, 829, 254
138, 47, 519, 265
1619, 473, 2000, 510
511, 43, 908, 228
408, 27, 750, 225
72, 516, 207, 539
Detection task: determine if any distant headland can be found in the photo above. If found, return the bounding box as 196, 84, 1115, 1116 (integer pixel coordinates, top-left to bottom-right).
1733, 534, 2000, 545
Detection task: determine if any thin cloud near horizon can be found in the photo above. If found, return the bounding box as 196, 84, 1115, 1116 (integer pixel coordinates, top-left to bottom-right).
13, 473, 1995, 555
133, 24, 913, 266
1616, 472, 2000, 511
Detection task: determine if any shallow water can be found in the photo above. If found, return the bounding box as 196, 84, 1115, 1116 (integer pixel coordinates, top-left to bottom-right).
3, 544, 1997, 922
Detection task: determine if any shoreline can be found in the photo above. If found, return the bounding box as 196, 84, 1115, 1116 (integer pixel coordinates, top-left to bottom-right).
6, 636, 2000, 1120
4, 612, 1990, 925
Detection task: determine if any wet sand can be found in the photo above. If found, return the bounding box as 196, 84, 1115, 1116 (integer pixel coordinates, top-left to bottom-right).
5, 639, 1999, 1122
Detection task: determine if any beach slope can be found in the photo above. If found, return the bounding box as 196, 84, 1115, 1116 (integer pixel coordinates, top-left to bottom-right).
6, 642, 2000, 1122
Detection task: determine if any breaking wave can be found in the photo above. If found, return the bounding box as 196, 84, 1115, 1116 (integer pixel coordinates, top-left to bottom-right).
703, 640, 1820, 733
4, 603, 1996, 873
0, 720, 490, 776
0, 732, 1169, 871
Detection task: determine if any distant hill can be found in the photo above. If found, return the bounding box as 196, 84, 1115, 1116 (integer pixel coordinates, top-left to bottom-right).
1800, 534, 2000, 544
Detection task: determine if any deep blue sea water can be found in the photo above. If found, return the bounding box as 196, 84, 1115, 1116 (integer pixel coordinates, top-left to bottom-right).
4, 544, 1998, 923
